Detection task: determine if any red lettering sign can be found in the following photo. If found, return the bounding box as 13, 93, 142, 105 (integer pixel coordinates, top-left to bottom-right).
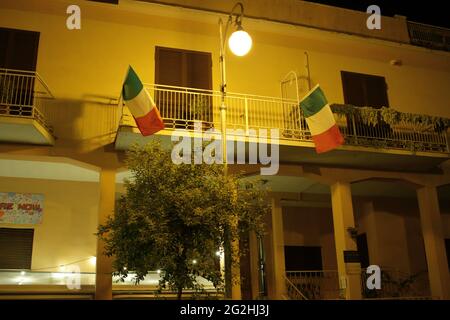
0, 203, 13, 210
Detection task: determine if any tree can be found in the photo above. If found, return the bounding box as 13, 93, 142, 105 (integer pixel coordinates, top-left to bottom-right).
97, 141, 269, 299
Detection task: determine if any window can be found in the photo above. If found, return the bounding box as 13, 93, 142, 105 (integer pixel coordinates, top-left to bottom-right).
284, 246, 323, 271
341, 71, 389, 108
0, 27, 39, 71
356, 233, 370, 268
0, 28, 40, 116
155, 46, 212, 90
0, 228, 34, 269
155, 47, 213, 128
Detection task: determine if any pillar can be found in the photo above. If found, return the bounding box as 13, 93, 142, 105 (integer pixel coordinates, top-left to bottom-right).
95, 169, 116, 300
416, 185, 450, 299
269, 197, 286, 299
330, 182, 362, 300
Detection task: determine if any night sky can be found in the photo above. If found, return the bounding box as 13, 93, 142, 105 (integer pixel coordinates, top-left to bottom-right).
304, 0, 449, 29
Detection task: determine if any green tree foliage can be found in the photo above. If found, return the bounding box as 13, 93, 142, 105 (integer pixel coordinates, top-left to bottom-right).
97, 141, 269, 299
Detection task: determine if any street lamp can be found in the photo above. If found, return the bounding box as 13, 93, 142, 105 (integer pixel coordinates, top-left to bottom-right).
218, 2, 252, 300
218, 2, 252, 170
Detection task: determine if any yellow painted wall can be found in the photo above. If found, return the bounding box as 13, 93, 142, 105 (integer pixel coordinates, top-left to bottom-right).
355, 198, 429, 275
283, 197, 439, 275
145, 0, 410, 43
0, 177, 99, 273
282, 206, 337, 270
0, 0, 449, 151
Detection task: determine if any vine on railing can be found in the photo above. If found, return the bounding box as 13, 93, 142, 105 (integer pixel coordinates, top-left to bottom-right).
331, 104, 450, 133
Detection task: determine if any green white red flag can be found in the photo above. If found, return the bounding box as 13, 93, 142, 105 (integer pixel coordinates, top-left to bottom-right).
122, 66, 164, 136
299, 84, 344, 153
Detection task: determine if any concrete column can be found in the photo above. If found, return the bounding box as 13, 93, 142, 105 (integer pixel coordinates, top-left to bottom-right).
330, 182, 362, 300
416, 185, 450, 299
95, 169, 116, 300
270, 197, 286, 299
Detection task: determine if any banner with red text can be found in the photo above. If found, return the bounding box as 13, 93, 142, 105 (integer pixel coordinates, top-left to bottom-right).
0, 192, 44, 224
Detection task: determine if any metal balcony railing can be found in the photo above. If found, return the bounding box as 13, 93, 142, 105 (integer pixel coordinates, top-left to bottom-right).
408, 21, 450, 51
285, 270, 340, 300
360, 268, 431, 299
119, 84, 449, 154
0, 68, 54, 133
285, 268, 433, 300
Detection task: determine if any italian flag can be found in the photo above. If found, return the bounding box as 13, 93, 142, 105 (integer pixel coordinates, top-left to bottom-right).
122, 66, 165, 136
299, 85, 344, 153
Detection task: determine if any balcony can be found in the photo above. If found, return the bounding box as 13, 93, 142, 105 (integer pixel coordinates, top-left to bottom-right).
408, 21, 450, 52
0, 69, 55, 145
115, 84, 450, 172
285, 269, 432, 300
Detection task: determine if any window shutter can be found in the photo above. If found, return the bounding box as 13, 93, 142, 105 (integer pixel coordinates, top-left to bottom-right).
341, 71, 389, 108
0, 228, 34, 269
155, 47, 184, 87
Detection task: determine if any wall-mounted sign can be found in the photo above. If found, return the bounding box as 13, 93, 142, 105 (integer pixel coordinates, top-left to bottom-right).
0, 192, 44, 224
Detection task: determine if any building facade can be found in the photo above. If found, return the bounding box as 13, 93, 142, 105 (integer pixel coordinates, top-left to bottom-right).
0, 0, 449, 300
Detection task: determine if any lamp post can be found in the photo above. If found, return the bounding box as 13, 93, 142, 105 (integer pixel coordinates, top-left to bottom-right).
218, 2, 252, 172
218, 2, 252, 300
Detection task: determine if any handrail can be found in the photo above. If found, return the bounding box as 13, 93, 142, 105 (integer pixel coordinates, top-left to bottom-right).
0, 68, 54, 133
284, 275, 308, 300
146, 83, 299, 103
0, 68, 53, 99
119, 84, 450, 154
35, 72, 54, 99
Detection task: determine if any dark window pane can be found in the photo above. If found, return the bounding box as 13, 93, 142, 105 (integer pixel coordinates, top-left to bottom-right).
342, 71, 366, 107
341, 71, 389, 108
365, 75, 389, 108
0, 29, 9, 68
0, 27, 39, 71
284, 246, 323, 271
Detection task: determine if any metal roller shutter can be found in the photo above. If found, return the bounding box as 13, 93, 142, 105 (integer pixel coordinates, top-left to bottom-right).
0, 228, 34, 269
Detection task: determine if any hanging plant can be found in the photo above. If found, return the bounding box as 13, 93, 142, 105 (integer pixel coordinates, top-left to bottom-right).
358, 107, 380, 127
380, 107, 401, 127
330, 104, 354, 116
330, 103, 450, 133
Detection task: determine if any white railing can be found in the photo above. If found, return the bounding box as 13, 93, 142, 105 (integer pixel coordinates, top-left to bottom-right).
120, 84, 306, 139
119, 84, 449, 154
285, 270, 341, 300
286, 268, 432, 300
0, 68, 54, 133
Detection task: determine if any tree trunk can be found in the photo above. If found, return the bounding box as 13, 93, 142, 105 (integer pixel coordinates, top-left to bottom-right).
177, 287, 183, 300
